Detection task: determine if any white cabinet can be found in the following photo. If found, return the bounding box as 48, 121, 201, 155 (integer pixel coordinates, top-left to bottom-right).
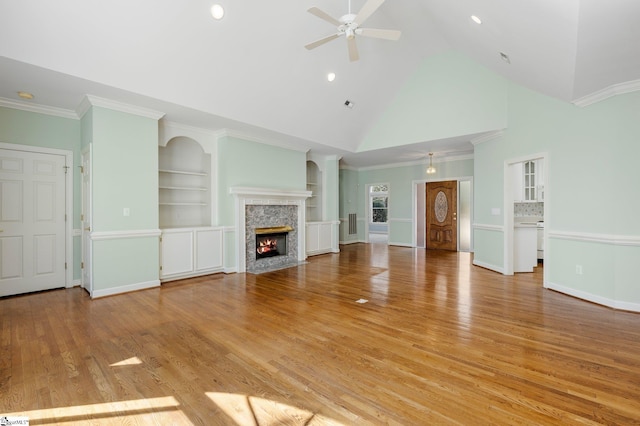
514, 226, 537, 272
306, 221, 338, 256
160, 227, 223, 281
536, 159, 544, 201
512, 159, 544, 202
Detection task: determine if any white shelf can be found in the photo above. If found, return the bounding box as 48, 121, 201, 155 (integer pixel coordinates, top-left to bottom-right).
160, 186, 208, 191
159, 169, 207, 176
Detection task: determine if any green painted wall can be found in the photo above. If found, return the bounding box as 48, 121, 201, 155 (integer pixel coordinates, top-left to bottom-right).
217, 135, 307, 225
473, 83, 640, 305
87, 106, 159, 291
359, 51, 508, 152
323, 156, 340, 222
0, 107, 82, 281
338, 168, 360, 243
92, 238, 159, 290
339, 158, 473, 245
91, 107, 158, 232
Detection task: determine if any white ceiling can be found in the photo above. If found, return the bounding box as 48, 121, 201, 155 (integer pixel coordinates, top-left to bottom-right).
1, 0, 639, 168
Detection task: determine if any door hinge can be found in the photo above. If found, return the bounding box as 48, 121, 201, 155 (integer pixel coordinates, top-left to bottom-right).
80, 166, 84, 174
65, 262, 68, 270
81, 214, 84, 221
160, 265, 163, 271
81, 262, 84, 269
65, 214, 67, 221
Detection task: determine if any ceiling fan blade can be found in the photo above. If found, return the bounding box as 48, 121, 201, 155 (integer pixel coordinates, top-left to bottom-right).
307, 7, 341, 27
347, 37, 359, 62
357, 28, 401, 41
305, 33, 341, 50
354, 0, 385, 26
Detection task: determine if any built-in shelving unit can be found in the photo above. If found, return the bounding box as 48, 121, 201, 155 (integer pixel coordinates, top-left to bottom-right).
158, 135, 223, 282
159, 137, 211, 228
306, 161, 322, 222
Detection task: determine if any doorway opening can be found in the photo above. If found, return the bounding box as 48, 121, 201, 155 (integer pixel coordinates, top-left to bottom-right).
367, 183, 389, 244
504, 153, 548, 286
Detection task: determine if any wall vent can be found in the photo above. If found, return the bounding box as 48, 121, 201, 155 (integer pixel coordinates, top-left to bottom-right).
348, 213, 357, 235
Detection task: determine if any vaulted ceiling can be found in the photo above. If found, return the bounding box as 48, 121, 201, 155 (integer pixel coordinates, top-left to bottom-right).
1, 0, 639, 167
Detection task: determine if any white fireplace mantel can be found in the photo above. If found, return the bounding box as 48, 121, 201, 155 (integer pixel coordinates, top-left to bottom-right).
230, 187, 312, 273
230, 186, 312, 201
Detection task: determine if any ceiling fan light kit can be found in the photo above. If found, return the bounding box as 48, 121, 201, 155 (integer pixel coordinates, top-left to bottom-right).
305, 0, 401, 62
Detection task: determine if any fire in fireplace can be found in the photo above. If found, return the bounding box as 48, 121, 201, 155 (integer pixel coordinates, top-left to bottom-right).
255, 226, 293, 260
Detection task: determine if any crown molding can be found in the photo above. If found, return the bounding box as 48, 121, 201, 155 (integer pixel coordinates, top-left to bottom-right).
76, 95, 165, 120
470, 130, 505, 146
341, 152, 474, 172
215, 128, 310, 153
0, 97, 78, 120
572, 79, 640, 107
161, 120, 222, 137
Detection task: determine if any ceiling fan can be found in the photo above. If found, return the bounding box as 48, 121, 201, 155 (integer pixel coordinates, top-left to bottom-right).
305, 0, 401, 62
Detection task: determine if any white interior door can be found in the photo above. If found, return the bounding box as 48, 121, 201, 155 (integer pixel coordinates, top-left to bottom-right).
81, 148, 92, 294
0, 148, 66, 297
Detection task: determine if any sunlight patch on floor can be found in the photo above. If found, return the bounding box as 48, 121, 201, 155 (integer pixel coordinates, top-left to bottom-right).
109, 356, 143, 366
206, 392, 345, 425
3, 396, 186, 424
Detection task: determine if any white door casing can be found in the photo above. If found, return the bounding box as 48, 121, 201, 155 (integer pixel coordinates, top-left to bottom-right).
0, 147, 67, 297
81, 147, 92, 294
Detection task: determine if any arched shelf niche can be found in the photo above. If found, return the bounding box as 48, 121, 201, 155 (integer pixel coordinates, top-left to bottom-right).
159, 136, 212, 228
306, 160, 322, 222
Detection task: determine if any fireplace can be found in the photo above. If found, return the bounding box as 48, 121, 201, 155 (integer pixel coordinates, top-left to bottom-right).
255, 226, 293, 259
229, 186, 312, 274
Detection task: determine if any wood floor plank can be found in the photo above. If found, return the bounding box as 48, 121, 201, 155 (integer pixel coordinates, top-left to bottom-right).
1, 245, 640, 424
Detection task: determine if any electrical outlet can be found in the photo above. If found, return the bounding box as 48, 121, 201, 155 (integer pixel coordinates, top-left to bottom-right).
123, 207, 130, 217
576, 265, 583, 275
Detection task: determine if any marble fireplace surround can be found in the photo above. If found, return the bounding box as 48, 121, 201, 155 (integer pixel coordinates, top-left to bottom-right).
230, 187, 312, 273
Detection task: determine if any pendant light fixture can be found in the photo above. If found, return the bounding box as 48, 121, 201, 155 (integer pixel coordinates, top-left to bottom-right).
426, 152, 436, 175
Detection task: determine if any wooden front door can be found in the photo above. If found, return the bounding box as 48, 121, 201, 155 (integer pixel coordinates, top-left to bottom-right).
426, 181, 457, 251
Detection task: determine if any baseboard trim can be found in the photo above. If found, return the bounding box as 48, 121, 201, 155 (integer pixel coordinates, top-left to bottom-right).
160, 268, 225, 283
339, 240, 363, 245
473, 260, 505, 274
91, 279, 160, 299
388, 242, 413, 247
545, 281, 640, 313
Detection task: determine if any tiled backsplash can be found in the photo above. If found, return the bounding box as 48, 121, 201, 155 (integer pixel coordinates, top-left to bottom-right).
514, 202, 544, 217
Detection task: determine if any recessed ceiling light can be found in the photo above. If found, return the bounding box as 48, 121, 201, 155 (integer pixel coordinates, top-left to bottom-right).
499, 51, 511, 64
471, 15, 482, 24
211, 4, 224, 20
327, 72, 336, 82
17, 91, 34, 100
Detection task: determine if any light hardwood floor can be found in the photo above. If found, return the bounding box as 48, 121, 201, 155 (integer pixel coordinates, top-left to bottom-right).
2, 243, 640, 425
